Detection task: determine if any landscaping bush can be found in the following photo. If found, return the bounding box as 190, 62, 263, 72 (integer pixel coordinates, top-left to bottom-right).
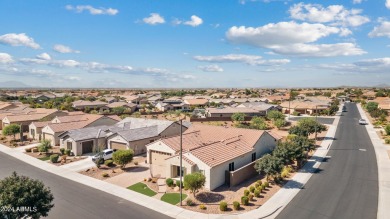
38, 140, 51, 153
95, 157, 103, 168
261, 184, 266, 190
25, 148, 32, 153
257, 180, 262, 186
199, 204, 206, 210
64, 149, 71, 156
134, 161, 138, 165
244, 189, 250, 196
292, 111, 300, 116
385, 138, 390, 144
281, 171, 289, 178
166, 178, 174, 187
385, 125, 390, 136
233, 201, 240, 210
248, 194, 254, 201
264, 181, 269, 188
241, 196, 249, 206
254, 189, 260, 197
152, 178, 157, 183
104, 159, 114, 167
219, 202, 228, 211
255, 182, 260, 188
249, 186, 255, 193
186, 198, 193, 206
60, 148, 65, 155
112, 149, 134, 169
102, 173, 109, 177
50, 154, 59, 163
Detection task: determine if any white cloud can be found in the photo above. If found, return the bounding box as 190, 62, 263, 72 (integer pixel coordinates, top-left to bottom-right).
319, 57, 390, 74
53, 44, 80, 53
387, 0, 390, 9
289, 3, 370, 27
0, 33, 40, 49
226, 22, 364, 57
36, 53, 51, 60
0, 53, 13, 64
143, 13, 165, 25
369, 21, 390, 38
353, 0, 362, 4
198, 65, 224, 72
49, 60, 80, 68
65, 5, 118, 15
194, 54, 290, 66
184, 15, 203, 27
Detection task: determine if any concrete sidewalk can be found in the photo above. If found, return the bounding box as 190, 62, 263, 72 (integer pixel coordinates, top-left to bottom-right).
357, 104, 390, 219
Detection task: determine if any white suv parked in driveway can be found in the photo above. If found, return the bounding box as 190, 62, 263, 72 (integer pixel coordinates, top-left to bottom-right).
92, 149, 115, 162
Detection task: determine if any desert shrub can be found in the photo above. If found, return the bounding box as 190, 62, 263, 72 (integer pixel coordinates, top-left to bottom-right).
25, 148, 32, 153
264, 181, 269, 188
152, 178, 157, 183
385, 138, 390, 144
255, 182, 260, 188
219, 202, 228, 211
292, 111, 300, 116
134, 161, 138, 165
248, 194, 254, 201
186, 198, 193, 206
166, 178, 174, 187
104, 159, 114, 167
241, 196, 249, 206
38, 140, 51, 153
64, 149, 71, 156
385, 125, 390, 136
60, 148, 65, 155
199, 204, 206, 210
147, 177, 152, 182
257, 180, 262, 186
102, 173, 109, 177
50, 154, 59, 163
249, 186, 255, 193
112, 149, 134, 169
95, 158, 103, 168
244, 189, 250, 196
254, 189, 260, 197
233, 201, 240, 210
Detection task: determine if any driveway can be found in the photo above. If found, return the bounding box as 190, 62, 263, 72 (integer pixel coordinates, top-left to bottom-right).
60, 156, 95, 172
105, 163, 152, 188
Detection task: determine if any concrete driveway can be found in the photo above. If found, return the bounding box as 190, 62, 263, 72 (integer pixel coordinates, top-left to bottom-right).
105, 163, 152, 188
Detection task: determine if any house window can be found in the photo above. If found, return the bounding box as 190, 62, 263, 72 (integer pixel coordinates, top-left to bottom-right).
252, 152, 256, 162
229, 162, 235, 171
30, 129, 35, 136
67, 142, 72, 150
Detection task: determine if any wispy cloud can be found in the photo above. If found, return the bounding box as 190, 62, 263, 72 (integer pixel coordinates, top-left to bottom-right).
143, 13, 165, 25
65, 5, 118, 15
53, 44, 80, 54
0, 33, 40, 49
198, 65, 224, 72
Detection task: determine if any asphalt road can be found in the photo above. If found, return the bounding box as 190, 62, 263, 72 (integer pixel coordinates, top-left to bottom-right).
277, 102, 378, 219
288, 117, 335, 125
0, 152, 172, 219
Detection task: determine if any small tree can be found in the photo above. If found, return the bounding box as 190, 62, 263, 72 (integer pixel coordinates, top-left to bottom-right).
250, 116, 268, 130
289, 118, 326, 137
274, 119, 286, 129
231, 112, 246, 123
112, 149, 134, 169
2, 124, 21, 140
38, 139, 51, 153
267, 110, 285, 121
184, 172, 206, 198
0, 172, 54, 219
254, 154, 284, 181
365, 102, 378, 113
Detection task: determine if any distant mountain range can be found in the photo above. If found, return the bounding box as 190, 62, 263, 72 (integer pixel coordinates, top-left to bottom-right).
0, 81, 30, 88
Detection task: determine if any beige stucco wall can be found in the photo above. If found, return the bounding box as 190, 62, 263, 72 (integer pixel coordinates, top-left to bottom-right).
61, 137, 106, 156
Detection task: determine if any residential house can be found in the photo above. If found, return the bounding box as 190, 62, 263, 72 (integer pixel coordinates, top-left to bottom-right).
72, 100, 108, 111
155, 101, 189, 112
41, 114, 121, 146
184, 98, 209, 109
280, 100, 330, 115
105, 102, 137, 113
59, 117, 190, 156
146, 124, 279, 190
205, 106, 268, 118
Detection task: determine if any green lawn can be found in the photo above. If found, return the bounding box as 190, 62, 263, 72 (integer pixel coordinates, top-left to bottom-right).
38, 156, 51, 161
127, 183, 157, 197
161, 193, 188, 205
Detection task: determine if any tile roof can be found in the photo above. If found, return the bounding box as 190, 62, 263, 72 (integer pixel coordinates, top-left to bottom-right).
59, 125, 111, 141
184, 99, 209, 105
206, 107, 259, 114
160, 124, 276, 167
4, 109, 58, 122
72, 100, 107, 107
30, 121, 50, 128
106, 102, 136, 108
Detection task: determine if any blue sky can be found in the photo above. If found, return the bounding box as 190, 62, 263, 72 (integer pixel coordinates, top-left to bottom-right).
0, 0, 390, 88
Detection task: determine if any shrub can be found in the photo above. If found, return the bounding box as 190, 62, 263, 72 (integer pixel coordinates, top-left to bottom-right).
147, 177, 152, 182
281, 171, 289, 178
152, 178, 157, 183
241, 196, 249, 206
134, 161, 138, 165
385, 125, 390, 136
38, 140, 51, 153
261, 184, 266, 190
104, 159, 114, 167
166, 178, 174, 187
257, 180, 262, 186
219, 202, 228, 211
95, 158, 103, 168
50, 154, 59, 163
64, 149, 71, 156
102, 173, 109, 177
233, 201, 240, 210
25, 148, 32, 153
175, 180, 183, 188
255, 182, 260, 188
244, 189, 250, 196
264, 181, 269, 188
249, 186, 255, 193
143, 178, 147, 182
112, 149, 134, 169
184, 172, 206, 197
60, 148, 65, 155
186, 198, 193, 206
292, 111, 300, 116
199, 204, 206, 210
385, 138, 390, 144
248, 194, 254, 201
254, 189, 260, 197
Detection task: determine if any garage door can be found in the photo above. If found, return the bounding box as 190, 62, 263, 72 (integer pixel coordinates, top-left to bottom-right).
110, 141, 127, 150
82, 140, 94, 154
43, 133, 55, 146
150, 150, 171, 178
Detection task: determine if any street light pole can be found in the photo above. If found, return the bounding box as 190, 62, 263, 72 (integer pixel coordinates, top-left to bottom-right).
288, 89, 291, 119
179, 119, 183, 206
314, 105, 318, 141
